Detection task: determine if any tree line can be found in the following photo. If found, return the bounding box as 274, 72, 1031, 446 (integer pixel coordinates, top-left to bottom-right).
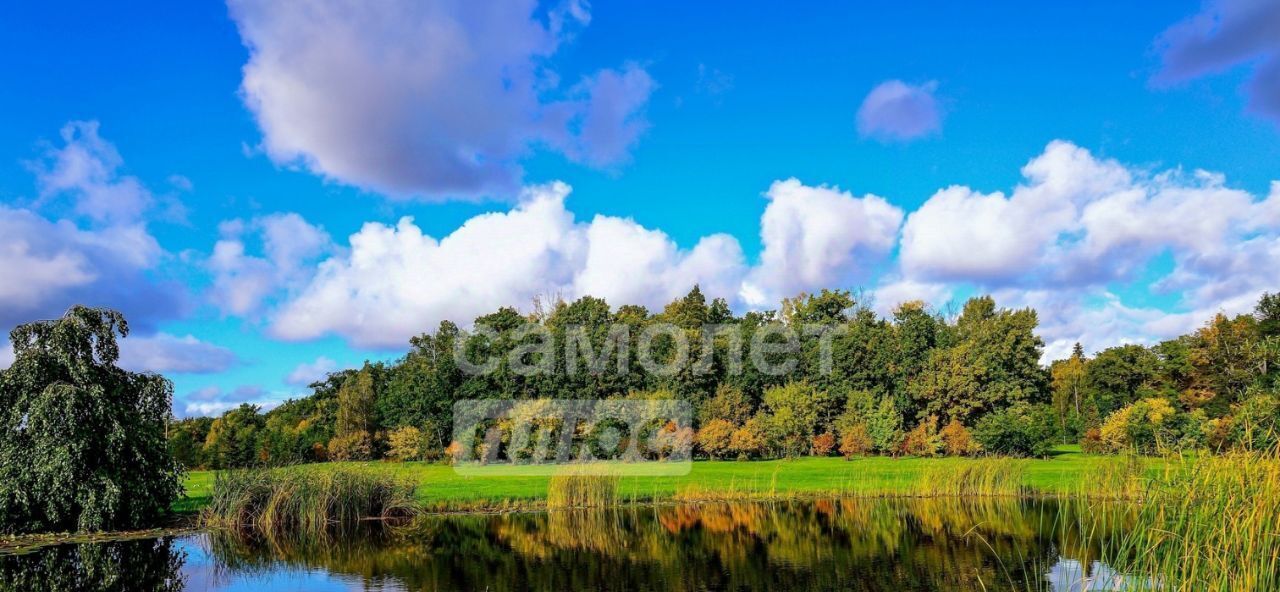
168, 287, 1280, 469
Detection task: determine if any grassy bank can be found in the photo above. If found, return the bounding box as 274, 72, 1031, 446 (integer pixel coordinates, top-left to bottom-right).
177, 445, 1148, 513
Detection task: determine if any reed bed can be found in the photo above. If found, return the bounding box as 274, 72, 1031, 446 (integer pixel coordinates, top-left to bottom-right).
1076, 453, 1151, 501
1076, 451, 1280, 592
201, 467, 417, 534
919, 458, 1029, 497
545, 473, 622, 509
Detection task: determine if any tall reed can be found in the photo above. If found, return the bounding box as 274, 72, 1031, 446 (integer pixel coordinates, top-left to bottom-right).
1083, 451, 1280, 591
1078, 452, 1151, 500
202, 467, 417, 534
919, 458, 1029, 497
546, 473, 621, 509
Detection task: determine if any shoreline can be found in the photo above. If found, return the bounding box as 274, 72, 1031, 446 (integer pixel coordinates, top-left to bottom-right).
0, 517, 202, 555
0, 487, 1135, 554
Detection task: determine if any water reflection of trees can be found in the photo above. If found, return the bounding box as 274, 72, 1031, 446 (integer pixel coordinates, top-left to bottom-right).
0, 537, 184, 592
203, 498, 1125, 591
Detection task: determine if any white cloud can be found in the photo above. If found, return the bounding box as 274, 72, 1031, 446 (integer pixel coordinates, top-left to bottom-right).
0, 208, 97, 309
270, 182, 753, 347
29, 121, 153, 223
261, 178, 905, 347
573, 215, 746, 310
0, 342, 12, 370
900, 141, 1131, 282
1154, 0, 1280, 124
900, 185, 1043, 281
209, 213, 332, 316
0, 122, 183, 334
899, 141, 1280, 293
285, 356, 342, 386
856, 80, 943, 141
117, 333, 238, 374
741, 179, 903, 307
895, 140, 1280, 357
188, 136, 1277, 362
229, 0, 655, 199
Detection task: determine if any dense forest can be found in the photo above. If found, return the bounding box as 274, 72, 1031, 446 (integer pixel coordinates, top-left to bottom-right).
168, 288, 1280, 469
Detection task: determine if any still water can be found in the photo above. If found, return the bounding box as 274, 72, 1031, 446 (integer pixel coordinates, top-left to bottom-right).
0, 499, 1138, 592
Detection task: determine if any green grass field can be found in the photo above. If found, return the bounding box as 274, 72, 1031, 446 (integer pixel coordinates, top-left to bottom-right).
177, 445, 1140, 514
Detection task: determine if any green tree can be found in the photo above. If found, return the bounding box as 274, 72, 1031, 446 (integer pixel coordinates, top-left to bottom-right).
1185, 313, 1262, 416
167, 416, 213, 469
259, 395, 335, 464
865, 396, 904, 454
0, 307, 182, 533
1083, 344, 1162, 418
699, 384, 754, 425
814, 305, 897, 411
972, 403, 1056, 457
334, 366, 379, 459
759, 382, 832, 457
380, 321, 465, 447
909, 297, 1047, 425
1256, 292, 1280, 338
891, 301, 944, 402
659, 285, 710, 330
203, 404, 265, 469
1050, 343, 1088, 440
780, 289, 854, 326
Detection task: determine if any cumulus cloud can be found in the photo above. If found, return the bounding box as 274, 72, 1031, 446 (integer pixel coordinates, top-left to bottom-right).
900, 140, 1280, 291
269, 182, 751, 347
741, 179, 903, 307
573, 214, 746, 309
894, 140, 1280, 355
229, 0, 655, 199
117, 333, 238, 374
0, 343, 12, 370
190, 136, 1276, 361
898, 139, 1131, 282
1154, 0, 1280, 123
209, 213, 333, 316
856, 80, 943, 141
285, 356, 343, 386
0, 122, 184, 334
261, 178, 908, 347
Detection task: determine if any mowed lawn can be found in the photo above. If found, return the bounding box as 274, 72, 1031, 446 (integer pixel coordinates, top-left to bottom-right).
176, 445, 1138, 514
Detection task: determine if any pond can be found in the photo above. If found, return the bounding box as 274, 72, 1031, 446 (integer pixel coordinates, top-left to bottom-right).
0, 498, 1141, 591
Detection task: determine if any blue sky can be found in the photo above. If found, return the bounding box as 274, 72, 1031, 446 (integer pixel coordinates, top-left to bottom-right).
1, 0, 1278, 416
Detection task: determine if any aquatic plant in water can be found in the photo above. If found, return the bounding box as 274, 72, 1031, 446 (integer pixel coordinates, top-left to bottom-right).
201, 467, 416, 535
